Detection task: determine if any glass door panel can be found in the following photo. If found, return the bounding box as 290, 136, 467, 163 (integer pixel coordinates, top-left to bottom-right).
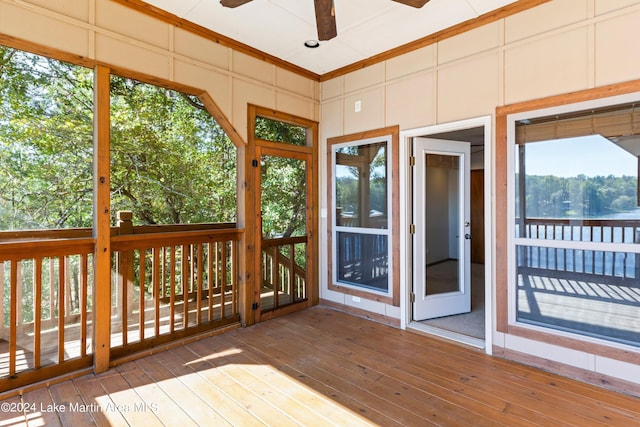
425, 153, 461, 296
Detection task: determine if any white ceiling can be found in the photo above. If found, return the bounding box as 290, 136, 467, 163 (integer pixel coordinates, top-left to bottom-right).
143, 0, 518, 75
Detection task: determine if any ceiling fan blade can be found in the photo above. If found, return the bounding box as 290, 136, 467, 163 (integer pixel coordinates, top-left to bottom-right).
314, 0, 337, 41
220, 0, 253, 8
391, 0, 430, 7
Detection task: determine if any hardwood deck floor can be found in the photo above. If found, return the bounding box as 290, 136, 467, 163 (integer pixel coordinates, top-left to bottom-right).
1, 306, 639, 426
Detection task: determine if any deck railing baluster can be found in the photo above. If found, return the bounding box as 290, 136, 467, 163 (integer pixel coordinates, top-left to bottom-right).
153, 247, 161, 338
34, 258, 42, 369
139, 249, 146, 341
170, 245, 176, 333
207, 242, 214, 322
196, 243, 203, 325
57, 256, 65, 364
232, 240, 238, 316
80, 253, 88, 358
182, 244, 189, 330
9, 260, 17, 377
220, 242, 227, 319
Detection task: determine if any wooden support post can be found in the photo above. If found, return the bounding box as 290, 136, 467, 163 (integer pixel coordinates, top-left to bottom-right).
93, 65, 111, 373
240, 125, 257, 326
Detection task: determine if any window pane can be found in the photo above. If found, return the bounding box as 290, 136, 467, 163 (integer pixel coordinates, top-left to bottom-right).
425, 153, 461, 296
516, 244, 640, 347
335, 142, 388, 229
515, 135, 639, 236
255, 116, 308, 146
336, 232, 388, 292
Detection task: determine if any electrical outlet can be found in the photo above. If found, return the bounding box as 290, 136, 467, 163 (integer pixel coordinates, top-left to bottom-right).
354, 100, 361, 112
352, 296, 361, 303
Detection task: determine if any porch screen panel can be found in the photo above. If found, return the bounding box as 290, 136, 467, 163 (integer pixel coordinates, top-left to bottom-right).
513, 100, 640, 348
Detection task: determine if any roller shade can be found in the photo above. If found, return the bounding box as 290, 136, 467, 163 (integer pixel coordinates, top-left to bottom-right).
515, 102, 640, 145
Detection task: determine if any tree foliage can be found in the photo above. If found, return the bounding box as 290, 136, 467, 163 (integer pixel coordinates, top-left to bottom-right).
0, 46, 236, 230
109, 76, 236, 225
519, 174, 638, 218
0, 46, 94, 229
255, 117, 308, 238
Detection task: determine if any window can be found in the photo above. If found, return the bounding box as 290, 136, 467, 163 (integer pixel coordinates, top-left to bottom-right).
510, 97, 640, 348
328, 127, 399, 304
255, 116, 309, 146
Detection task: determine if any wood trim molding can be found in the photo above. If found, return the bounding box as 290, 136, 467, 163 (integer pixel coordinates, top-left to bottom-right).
0, 34, 247, 151
110, 0, 549, 82
319, 0, 552, 81
320, 300, 401, 328
327, 125, 401, 307
1, 0, 549, 83
110, 0, 320, 81
493, 346, 640, 398
506, 324, 640, 366
494, 78, 640, 358
247, 104, 320, 323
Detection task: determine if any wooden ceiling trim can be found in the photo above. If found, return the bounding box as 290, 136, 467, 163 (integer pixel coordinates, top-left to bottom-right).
111, 0, 550, 83
111, 0, 321, 81
319, 0, 552, 82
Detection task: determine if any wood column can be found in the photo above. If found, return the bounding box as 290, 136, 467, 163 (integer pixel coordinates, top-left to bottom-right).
93, 65, 111, 373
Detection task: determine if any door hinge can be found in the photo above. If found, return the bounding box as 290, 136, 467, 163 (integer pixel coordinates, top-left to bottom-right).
252, 302, 259, 311
409, 156, 415, 167
252, 159, 259, 167
409, 224, 415, 234
410, 292, 415, 303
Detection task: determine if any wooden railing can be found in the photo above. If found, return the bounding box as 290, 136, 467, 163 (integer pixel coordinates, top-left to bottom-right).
261, 236, 307, 312
517, 218, 640, 279
0, 234, 95, 390
110, 216, 242, 358
0, 218, 243, 391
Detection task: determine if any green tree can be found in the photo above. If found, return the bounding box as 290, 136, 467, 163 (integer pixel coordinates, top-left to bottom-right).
255, 116, 308, 238
0, 46, 237, 230
109, 76, 236, 225
0, 46, 93, 229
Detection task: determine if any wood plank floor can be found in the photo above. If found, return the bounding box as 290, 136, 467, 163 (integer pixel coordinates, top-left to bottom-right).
1, 306, 639, 426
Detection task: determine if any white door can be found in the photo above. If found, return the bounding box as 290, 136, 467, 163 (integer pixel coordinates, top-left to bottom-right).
413, 137, 471, 320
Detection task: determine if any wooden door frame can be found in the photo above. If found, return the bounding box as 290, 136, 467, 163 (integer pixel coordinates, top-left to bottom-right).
246, 105, 319, 325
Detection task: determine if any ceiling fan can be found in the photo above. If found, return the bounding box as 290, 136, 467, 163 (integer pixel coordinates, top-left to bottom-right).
219, 0, 430, 41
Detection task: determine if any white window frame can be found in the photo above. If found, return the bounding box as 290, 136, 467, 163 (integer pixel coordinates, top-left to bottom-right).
331, 134, 393, 297
506, 91, 640, 348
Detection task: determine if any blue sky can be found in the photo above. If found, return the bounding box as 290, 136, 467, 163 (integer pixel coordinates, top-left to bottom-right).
524, 135, 637, 177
